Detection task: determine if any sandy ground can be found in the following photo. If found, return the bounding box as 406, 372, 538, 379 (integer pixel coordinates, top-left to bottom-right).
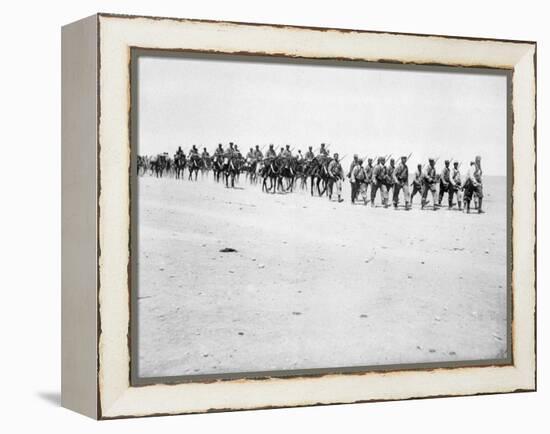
136, 173, 508, 378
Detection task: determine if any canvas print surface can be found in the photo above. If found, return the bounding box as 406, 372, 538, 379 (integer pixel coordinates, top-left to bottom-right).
132, 52, 510, 380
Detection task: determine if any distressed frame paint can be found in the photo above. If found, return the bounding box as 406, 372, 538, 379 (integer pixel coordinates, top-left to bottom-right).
63, 12, 536, 419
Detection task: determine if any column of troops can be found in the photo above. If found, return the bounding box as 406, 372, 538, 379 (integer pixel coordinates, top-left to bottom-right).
158, 142, 485, 214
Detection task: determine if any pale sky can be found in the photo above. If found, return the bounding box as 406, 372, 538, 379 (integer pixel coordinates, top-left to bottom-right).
137, 53, 508, 176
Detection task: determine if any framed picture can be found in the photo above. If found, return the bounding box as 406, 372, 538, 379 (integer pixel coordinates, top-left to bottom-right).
61, 13, 536, 419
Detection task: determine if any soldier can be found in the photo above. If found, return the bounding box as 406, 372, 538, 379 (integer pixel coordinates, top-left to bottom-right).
464, 156, 484, 213
265, 144, 276, 159
421, 158, 438, 210
175, 146, 184, 159
438, 160, 452, 207
450, 161, 463, 210
327, 153, 344, 202
410, 163, 423, 205
225, 142, 235, 156
347, 154, 360, 202
277, 147, 285, 158
201, 147, 210, 159
385, 158, 396, 198
234, 145, 242, 158
188, 145, 199, 158
365, 158, 374, 200
318, 143, 329, 157
214, 144, 224, 159
297, 150, 304, 161
246, 147, 255, 161
371, 157, 389, 208
253, 145, 263, 161
283, 145, 292, 158
393, 156, 411, 210
304, 146, 315, 161
351, 158, 368, 205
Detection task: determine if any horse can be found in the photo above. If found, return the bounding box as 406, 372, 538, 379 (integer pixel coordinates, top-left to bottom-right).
174, 154, 186, 180
223, 156, 244, 188
187, 156, 202, 181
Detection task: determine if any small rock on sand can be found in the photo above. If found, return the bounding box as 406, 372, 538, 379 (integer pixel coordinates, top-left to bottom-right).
292, 312, 302, 316
360, 314, 368, 318
429, 349, 436, 353
220, 247, 238, 253
258, 264, 265, 269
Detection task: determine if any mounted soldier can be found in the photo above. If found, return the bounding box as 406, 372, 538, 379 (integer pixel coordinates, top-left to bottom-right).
253, 145, 263, 161
265, 144, 276, 159
304, 146, 315, 161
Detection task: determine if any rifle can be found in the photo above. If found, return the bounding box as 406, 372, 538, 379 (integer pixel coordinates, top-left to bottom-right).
406, 152, 413, 162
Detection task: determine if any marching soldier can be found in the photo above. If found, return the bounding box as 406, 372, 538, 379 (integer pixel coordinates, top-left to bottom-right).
464, 155, 484, 213
438, 160, 452, 207
347, 154, 360, 202
304, 146, 315, 161
365, 158, 374, 200
350, 158, 368, 205
371, 157, 389, 208
393, 156, 411, 210
410, 163, 423, 205
421, 158, 438, 210
327, 153, 344, 202
385, 158, 396, 198
450, 161, 463, 210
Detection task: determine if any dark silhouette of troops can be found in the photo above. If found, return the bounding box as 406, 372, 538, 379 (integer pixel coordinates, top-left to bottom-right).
410, 163, 423, 205
421, 158, 438, 210
450, 161, 463, 210
438, 160, 452, 207
464, 156, 484, 213
347, 154, 360, 203
371, 157, 389, 207
350, 158, 368, 205
392, 156, 411, 210
327, 153, 344, 202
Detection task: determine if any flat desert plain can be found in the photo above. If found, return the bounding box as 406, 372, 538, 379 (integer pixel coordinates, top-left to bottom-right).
136, 174, 508, 378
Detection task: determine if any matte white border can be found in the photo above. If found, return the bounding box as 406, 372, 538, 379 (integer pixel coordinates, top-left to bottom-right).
97, 14, 536, 418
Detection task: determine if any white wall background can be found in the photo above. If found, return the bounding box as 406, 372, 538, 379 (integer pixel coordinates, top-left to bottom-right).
0, 0, 546, 432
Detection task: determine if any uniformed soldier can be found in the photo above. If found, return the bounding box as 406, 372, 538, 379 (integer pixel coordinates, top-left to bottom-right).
371, 157, 389, 208
253, 145, 263, 161
350, 158, 368, 205
438, 160, 452, 207
347, 154, 360, 202
175, 146, 184, 159
304, 146, 315, 161
246, 147, 255, 161
327, 153, 344, 202
393, 156, 411, 210
282, 145, 292, 158
201, 147, 210, 159
214, 143, 224, 157
277, 147, 285, 158
464, 156, 484, 213
265, 144, 276, 159
410, 163, 423, 205
225, 142, 235, 156
234, 145, 242, 158
318, 143, 329, 157
421, 158, 438, 210
365, 158, 374, 199
450, 161, 463, 210
385, 158, 396, 198
188, 145, 199, 158
297, 150, 304, 162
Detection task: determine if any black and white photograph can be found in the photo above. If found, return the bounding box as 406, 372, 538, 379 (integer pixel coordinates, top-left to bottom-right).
132, 51, 511, 381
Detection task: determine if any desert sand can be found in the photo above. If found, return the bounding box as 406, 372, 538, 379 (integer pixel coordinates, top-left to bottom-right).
136, 174, 508, 378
